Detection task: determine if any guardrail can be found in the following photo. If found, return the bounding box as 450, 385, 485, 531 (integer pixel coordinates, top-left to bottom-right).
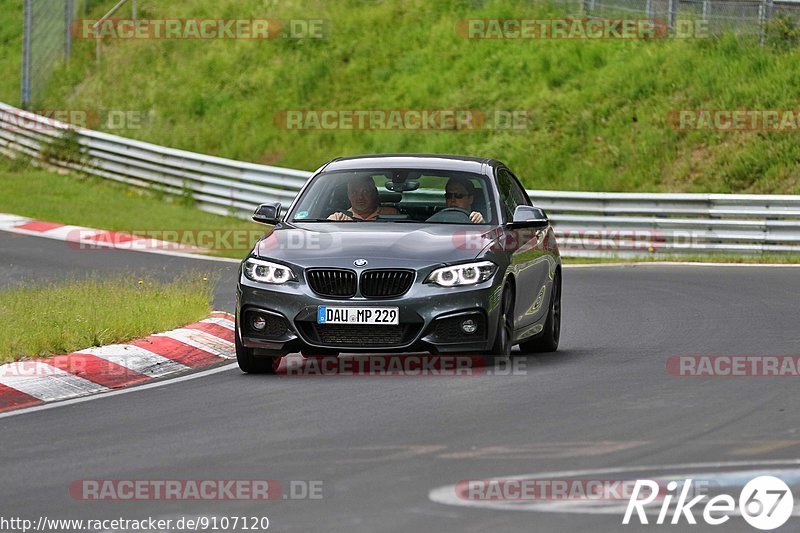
2, 101, 800, 258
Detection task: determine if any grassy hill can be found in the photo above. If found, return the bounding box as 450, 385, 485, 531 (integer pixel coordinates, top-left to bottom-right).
2, 0, 800, 193
0, 0, 23, 106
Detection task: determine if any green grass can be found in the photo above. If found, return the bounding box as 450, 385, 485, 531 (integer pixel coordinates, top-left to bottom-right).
0, 0, 22, 105
0, 273, 216, 362
0, 159, 266, 258
2, 0, 795, 194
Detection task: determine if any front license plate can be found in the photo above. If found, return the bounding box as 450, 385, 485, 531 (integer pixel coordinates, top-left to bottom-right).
317, 306, 399, 325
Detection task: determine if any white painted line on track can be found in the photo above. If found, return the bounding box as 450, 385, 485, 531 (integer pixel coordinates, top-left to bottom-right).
428, 459, 800, 515
0, 362, 108, 401
200, 317, 236, 331
156, 328, 235, 358
0, 212, 241, 264
0, 214, 31, 227
6, 227, 242, 263
39, 224, 85, 240
0, 362, 239, 419
76, 344, 189, 377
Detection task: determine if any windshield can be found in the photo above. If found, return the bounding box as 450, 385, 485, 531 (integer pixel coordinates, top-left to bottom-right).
288, 169, 495, 224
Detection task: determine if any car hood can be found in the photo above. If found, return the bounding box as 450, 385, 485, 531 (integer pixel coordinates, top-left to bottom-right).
253, 223, 495, 268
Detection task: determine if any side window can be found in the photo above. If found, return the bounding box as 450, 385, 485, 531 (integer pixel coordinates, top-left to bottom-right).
497, 168, 529, 221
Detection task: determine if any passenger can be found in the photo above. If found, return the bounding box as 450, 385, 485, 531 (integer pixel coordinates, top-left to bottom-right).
445, 177, 485, 223
327, 176, 400, 221
327, 175, 399, 221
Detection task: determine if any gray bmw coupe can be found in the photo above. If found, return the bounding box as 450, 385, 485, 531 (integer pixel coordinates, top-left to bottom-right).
235, 154, 561, 373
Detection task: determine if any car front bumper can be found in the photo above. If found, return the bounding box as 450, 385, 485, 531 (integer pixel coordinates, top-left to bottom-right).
236, 275, 504, 355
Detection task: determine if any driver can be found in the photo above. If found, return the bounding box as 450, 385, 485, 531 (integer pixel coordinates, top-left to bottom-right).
445, 177, 485, 223
327, 175, 399, 221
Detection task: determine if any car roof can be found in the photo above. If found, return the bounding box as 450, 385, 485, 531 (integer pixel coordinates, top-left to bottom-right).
321, 154, 500, 174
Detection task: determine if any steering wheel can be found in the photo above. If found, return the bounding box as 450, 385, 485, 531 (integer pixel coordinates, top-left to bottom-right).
426, 207, 472, 223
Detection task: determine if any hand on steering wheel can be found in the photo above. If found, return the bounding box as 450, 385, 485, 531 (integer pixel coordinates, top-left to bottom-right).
436, 207, 471, 218
437, 208, 484, 223
469, 211, 485, 224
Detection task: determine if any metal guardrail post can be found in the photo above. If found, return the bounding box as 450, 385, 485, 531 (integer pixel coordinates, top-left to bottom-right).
93, 0, 131, 62
65, 0, 74, 60
21, 0, 32, 109
761, 0, 774, 46
645, 0, 653, 20
667, 0, 677, 35
702, 0, 709, 23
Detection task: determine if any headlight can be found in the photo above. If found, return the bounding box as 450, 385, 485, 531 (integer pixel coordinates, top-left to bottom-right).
243, 258, 297, 284
426, 261, 496, 287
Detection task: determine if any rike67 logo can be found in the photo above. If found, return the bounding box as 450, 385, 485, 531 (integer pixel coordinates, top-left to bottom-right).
623, 476, 794, 530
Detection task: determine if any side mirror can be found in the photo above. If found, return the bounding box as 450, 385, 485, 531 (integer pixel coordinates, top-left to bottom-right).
510, 205, 549, 229
252, 202, 282, 225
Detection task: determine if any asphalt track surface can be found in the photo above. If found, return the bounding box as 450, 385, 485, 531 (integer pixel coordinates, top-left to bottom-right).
0, 231, 239, 309
2, 230, 800, 532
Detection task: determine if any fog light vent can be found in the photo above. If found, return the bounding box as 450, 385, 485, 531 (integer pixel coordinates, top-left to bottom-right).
461, 319, 477, 334
252, 315, 267, 331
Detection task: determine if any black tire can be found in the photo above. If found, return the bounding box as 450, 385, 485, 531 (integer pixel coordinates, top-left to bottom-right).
490, 285, 514, 357
519, 271, 561, 353
235, 322, 281, 374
